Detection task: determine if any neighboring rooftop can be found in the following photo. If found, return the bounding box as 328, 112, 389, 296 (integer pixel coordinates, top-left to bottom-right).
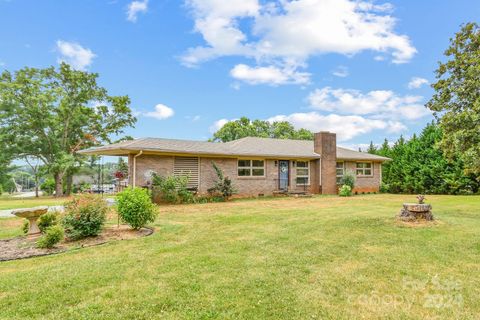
78, 136, 390, 161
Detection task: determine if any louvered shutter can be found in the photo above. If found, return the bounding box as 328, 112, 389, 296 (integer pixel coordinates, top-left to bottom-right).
173, 157, 199, 189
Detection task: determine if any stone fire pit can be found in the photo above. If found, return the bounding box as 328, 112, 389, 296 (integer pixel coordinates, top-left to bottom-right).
398, 203, 434, 221
11, 206, 48, 238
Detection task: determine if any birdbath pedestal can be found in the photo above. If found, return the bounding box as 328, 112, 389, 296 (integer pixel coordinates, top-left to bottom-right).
398, 203, 433, 221
12, 206, 48, 239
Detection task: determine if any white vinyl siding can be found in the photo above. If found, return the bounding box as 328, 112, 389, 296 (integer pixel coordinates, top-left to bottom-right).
174, 157, 199, 189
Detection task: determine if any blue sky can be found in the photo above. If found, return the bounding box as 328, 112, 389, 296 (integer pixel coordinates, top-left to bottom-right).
1, 0, 479, 149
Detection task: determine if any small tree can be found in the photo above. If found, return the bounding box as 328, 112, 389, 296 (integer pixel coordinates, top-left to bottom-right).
340, 171, 356, 190
208, 162, 236, 199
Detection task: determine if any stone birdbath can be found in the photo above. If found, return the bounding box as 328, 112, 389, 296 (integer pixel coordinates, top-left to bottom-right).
398, 202, 434, 221
12, 206, 48, 238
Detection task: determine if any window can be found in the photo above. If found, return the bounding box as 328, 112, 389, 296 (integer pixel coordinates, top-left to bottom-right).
296, 161, 309, 185
336, 161, 345, 184
238, 159, 265, 177
356, 162, 373, 176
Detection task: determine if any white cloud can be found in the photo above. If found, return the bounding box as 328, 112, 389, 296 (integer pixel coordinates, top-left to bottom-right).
126, 0, 148, 22
209, 118, 231, 133
307, 87, 431, 120
182, 0, 416, 85
268, 112, 405, 141
144, 104, 175, 120
230, 63, 310, 85
56, 40, 96, 70
332, 65, 349, 78
407, 77, 429, 89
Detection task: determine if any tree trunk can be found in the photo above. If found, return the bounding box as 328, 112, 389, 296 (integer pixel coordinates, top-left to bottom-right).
54, 173, 63, 197
65, 173, 73, 197
35, 177, 39, 198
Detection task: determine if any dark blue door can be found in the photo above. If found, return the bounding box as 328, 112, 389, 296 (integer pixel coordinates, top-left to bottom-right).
279, 160, 289, 191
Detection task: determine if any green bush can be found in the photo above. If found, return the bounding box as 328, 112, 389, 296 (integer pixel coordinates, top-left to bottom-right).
40, 178, 56, 195
207, 162, 236, 199
152, 174, 195, 204
340, 172, 356, 190
62, 195, 108, 240
38, 212, 58, 233
72, 182, 92, 194
339, 185, 352, 197
22, 219, 29, 234
37, 225, 64, 249
116, 187, 157, 229
380, 183, 390, 193
0, 184, 3, 195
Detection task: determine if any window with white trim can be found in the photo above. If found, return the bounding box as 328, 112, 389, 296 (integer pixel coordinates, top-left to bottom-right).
296, 161, 309, 185
238, 160, 265, 177
356, 162, 373, 176
336, 161, 345, 184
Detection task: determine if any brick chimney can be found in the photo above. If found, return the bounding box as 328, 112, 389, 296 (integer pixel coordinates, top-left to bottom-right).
314, 132, 337, 194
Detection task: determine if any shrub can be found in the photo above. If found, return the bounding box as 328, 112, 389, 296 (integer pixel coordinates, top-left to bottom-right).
22, 219, 29, 234
40, 178, 56, 195
0, 184, 3, 195
72, 182, 91, 194
339, 185, 352, 197
379, 183, 390, 193
152, 174, 195, 204
38, 212, 58, 233
340, 172, 356, 190
207, 162, 236, 199
116, 187, 157, 229
37, 225, 64, 249
62, 194, 108, 240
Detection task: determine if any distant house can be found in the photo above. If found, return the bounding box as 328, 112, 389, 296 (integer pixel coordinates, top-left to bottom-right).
79, 132, 390, 195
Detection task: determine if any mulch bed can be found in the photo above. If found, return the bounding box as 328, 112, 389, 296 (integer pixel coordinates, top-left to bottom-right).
0, 225, 153, 262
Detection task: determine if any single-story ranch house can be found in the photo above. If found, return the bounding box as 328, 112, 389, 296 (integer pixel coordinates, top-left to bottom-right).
79, 132, 390, 196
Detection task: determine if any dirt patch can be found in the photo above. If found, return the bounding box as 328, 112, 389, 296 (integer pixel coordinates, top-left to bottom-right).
395, 219, 442, 228
0, 225, 153, 262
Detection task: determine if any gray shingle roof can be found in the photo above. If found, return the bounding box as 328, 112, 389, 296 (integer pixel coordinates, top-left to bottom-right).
78, 136, 390, 161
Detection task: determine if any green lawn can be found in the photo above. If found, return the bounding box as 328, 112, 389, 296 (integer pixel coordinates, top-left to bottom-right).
0, 194, 479, 319
0, 195, 69, 210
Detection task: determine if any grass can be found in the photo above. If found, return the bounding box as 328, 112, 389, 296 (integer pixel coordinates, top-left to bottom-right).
0, 194, 479, 319
0, 195, 69, 210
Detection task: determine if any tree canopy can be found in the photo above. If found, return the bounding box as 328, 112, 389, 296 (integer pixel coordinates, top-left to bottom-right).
0, 63, 136, 196
427, 22, 480, 174
374, 122, 479, 194
211, 117, 314, 142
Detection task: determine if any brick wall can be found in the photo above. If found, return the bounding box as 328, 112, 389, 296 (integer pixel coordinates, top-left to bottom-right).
344, 161, 382, 193
130, 154, 322, 196
198, 157, 278, 196
314, 132, 337, 194
129, 154, 383, 196
130, 154, 174, 187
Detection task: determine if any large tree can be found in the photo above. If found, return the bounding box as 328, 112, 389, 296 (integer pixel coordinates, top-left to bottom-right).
376, 123, 479, 194
211, 117, 314, 142
427, 22, 480, 175
0, 63, 136, 196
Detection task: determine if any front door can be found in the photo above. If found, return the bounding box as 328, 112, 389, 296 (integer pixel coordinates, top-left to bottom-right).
278, 160, 289, 191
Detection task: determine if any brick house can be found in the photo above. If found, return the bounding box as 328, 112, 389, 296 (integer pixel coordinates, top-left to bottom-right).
79, 132, 390, 195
